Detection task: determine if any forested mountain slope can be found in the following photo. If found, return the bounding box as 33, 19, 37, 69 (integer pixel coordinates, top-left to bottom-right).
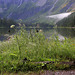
56, 12, 75, 27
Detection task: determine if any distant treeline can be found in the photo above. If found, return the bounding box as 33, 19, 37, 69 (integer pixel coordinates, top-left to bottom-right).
0, 18, 17, 28
24, 22, 54, 28
0, 18, 54, 28
56, 12, 75, 27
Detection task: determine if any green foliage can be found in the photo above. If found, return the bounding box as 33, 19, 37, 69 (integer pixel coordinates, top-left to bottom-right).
0, 28, 75, 73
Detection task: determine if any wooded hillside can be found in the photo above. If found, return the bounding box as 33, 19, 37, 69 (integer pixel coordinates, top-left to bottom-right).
56, 12, 75, 27
0, 18, 17, 28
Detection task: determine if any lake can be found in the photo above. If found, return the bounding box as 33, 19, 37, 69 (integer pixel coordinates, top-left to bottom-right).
0, 28, 75, 41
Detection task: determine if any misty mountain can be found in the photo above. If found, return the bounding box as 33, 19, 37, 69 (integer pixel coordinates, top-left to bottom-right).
56, 12, 75, 27
0, 0, 75, 22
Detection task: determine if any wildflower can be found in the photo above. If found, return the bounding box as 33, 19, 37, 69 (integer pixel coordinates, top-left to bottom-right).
25, 50, 27, 53
10, 25, 15, 28
72, 44, 75, 45
39, 29, 42, 32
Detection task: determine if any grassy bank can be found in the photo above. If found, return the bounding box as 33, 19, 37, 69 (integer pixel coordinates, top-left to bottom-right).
0, 28, 75, 73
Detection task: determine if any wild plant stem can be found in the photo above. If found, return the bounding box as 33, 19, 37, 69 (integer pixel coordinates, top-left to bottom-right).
30, 29, 33, 42
16, 35, 21, 60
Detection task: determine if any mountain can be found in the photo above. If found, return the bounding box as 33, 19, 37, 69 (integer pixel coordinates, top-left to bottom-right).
46, 12, 72, 23
0, 0, 75, 22
56, 12, 75, 27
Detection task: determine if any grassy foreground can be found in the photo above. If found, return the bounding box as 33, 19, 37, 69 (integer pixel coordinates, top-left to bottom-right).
0, 28, 75, 73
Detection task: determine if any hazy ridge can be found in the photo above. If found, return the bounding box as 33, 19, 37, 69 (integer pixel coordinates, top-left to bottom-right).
0, 0, 75, 21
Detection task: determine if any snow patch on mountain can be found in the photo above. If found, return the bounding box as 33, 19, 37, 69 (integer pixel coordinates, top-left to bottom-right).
47, 12, 72, 20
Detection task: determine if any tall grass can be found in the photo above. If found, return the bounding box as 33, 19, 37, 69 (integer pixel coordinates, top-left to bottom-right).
0, 28, 75, 73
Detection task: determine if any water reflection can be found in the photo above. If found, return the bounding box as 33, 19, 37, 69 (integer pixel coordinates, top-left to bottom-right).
56, 28, 75, 38
0, 28, 75, 41
0, 28, 15, 41
44, 28, 75, 40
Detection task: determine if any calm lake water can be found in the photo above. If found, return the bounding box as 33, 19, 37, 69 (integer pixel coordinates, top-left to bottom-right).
0, 28, 75, 41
